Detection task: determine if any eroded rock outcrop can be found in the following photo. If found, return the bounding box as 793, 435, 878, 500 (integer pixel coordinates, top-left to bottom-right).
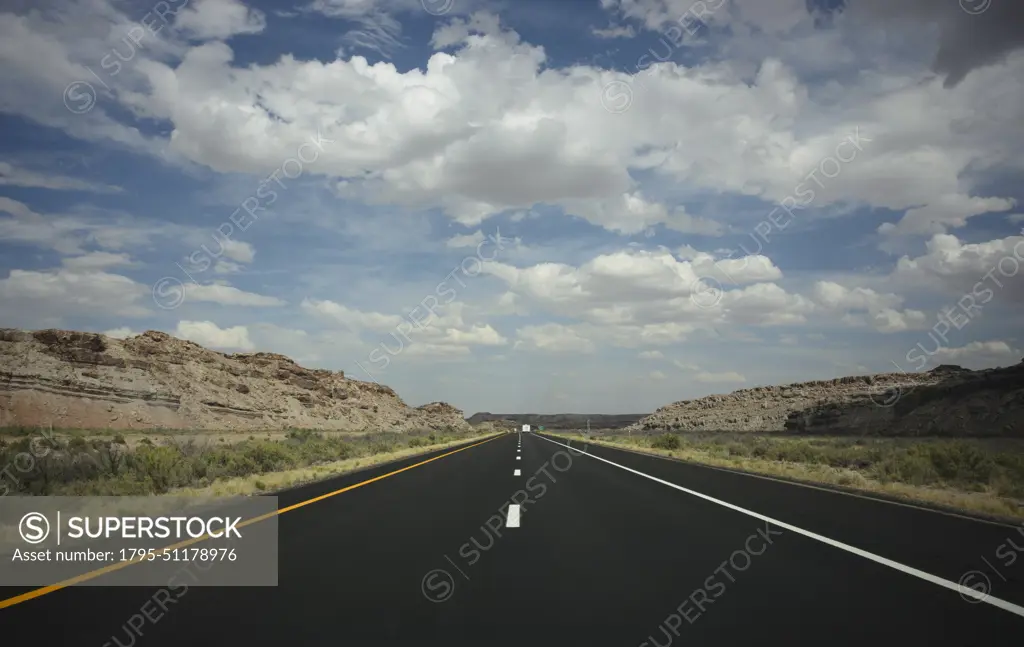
629, 361, 1024, 436
0, 328, 470, 432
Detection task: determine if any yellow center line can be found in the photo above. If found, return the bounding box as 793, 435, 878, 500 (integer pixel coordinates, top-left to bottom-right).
0, 434, 502, 611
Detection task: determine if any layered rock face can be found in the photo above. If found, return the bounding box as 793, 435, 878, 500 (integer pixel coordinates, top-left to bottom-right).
0, 329, 470, 432
629, 362, 1024, 437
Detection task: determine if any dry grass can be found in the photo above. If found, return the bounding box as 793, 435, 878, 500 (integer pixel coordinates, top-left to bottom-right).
0, 427, 493, 496
551, 431, 1024, 522
0, 426, 387, 450
173, 437, 489, 497
0, 434, 497, 545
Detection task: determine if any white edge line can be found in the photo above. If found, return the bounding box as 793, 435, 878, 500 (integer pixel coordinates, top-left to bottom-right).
506, 504, 521, 528
548, 434, 1022, 530
535, 434, 1024, 619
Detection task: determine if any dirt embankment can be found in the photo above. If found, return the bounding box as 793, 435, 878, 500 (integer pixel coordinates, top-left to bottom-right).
0, 328, 470, 432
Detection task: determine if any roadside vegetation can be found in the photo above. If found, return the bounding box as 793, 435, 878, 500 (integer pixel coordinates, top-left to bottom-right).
0, 426, 490, 497
553, 430, 1024, 520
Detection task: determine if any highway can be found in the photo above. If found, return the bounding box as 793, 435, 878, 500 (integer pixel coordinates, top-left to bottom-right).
2, 430, 1023, 646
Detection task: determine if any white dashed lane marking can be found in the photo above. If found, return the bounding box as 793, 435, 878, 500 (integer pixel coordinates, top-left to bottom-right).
506, 504, 521, 528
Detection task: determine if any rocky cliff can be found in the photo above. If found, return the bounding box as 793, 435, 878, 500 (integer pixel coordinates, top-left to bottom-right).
629, 361, 1024, 436
0, 328, 470, 432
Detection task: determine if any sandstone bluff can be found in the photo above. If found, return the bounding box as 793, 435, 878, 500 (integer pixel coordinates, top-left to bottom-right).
0, 328, 470, 432
629, 361, 1024, 436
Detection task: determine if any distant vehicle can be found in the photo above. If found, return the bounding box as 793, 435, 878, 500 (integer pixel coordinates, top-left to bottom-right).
522, 424, 531, 432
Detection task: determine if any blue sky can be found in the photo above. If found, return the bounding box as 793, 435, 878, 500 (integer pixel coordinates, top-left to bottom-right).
1, 0, 1023, 415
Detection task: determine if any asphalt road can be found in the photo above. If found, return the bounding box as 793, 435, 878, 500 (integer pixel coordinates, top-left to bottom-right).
2, 431, 1023, 646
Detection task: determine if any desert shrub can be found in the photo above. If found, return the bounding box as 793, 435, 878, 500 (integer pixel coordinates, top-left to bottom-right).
836, 471, 869, 487
925, 442, 997, 485
370, 440, 396, 455
127, 445, 191, 493
870, 447, 940, 486
818, 446, 867, 469
58, 473, 156, 496
651, 434, 681, 450
241, 441, 295, 473
1, 426, 46, 437
92, 442, 128, 477
593, 430, 1024, 510
67, 436, 89, 452
286, 429, 323, 442
360, 432, 397, 455
0, 427, 447, 496
770, 442, 822, 465
992, 452, 1024, 496
203, 445, 261, 478
726, 442, 751, 457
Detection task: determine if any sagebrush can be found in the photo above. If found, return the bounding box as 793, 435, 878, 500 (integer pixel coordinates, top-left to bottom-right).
0, 428, 481, 496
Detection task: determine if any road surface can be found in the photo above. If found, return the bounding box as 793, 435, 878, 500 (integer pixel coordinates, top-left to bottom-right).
1, 431, 1022, 646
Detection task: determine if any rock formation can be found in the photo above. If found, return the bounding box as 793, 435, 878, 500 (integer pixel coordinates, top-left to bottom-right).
0, 328, 470, 432
629, 361, 1024, 436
